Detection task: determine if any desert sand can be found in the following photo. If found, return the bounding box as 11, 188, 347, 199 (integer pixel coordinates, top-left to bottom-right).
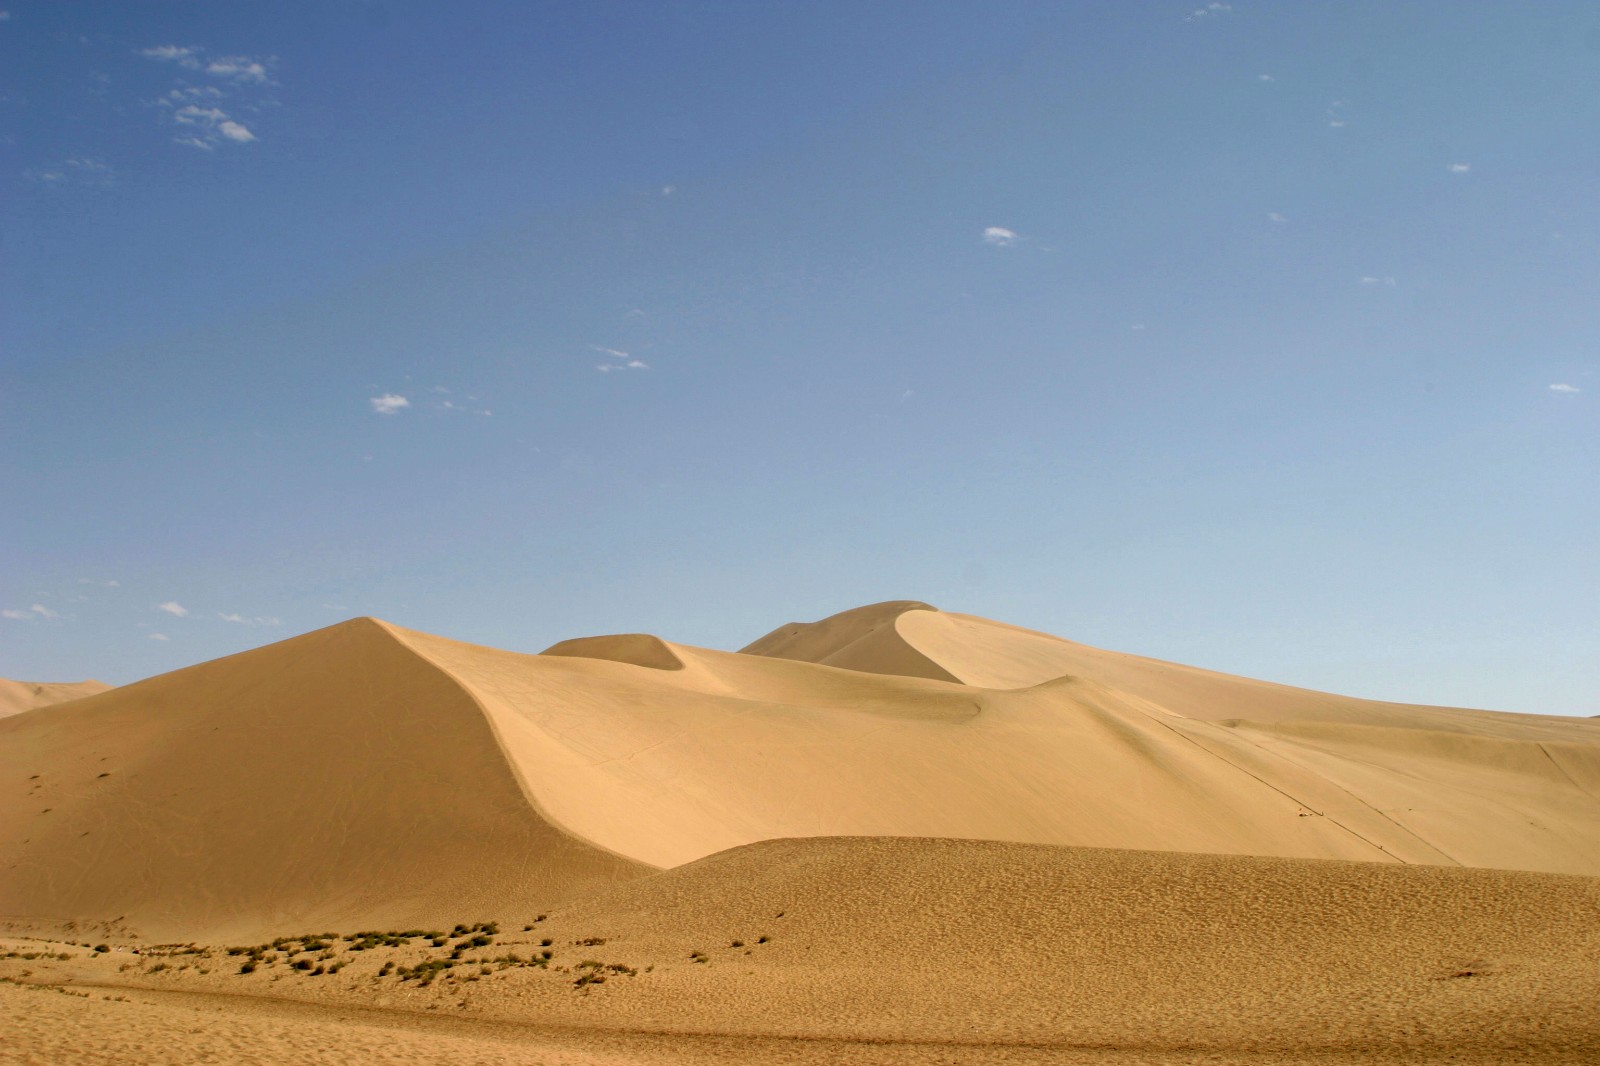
2, 601, 1597, 1063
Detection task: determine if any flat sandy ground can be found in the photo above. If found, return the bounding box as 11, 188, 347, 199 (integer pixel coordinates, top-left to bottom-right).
4, 838, 1597, 1065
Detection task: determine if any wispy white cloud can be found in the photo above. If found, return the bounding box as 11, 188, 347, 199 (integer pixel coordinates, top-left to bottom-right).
370, 393, 411, 414
140, 44, 202, 68
219, 612, 281, 626
1326, 101, 1347, 128
596, 359, 649, 373
206, 56, 270, 84
661, 185, 676, 196
149, 632, 170, 641
982, 226, 1020, 247
30, 604, 59, 620
27, 157, 114, 188
1257, 74, 1275, 82
1267, 212, 1288, 224
1187, 2, 1232, 19
1549, 383, 1581, 394
1359, 275, 1397, 287
592, 346, 631, 360
2, 609, 31, 620
1447, 162, 1471, 174
156, 601, 189, 617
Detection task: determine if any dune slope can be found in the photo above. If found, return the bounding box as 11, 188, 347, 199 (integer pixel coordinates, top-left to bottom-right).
0, 618, 648, 942
396, 611, 1600, 874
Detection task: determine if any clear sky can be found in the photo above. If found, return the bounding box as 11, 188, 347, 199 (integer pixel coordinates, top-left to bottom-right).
3, 2, 1595, 715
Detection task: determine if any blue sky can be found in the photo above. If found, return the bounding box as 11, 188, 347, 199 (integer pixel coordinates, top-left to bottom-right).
3, 2, 1595, 714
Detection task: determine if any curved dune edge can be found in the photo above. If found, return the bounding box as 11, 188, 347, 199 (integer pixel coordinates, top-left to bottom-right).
0, 677, 111, 719
740, 600, 959, 682
0, 619, 649, 942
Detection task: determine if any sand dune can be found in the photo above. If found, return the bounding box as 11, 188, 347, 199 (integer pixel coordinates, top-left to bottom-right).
0, 677, 110, 719
3, 601, 1599, 1062
3, 600, 1597, 945
0, 618, 646, 943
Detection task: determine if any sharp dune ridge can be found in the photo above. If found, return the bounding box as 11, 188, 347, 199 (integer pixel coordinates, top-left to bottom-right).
3, 600, 1598, 1063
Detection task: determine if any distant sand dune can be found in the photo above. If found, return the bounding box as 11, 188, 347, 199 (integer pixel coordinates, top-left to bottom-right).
0, 677, 110, 718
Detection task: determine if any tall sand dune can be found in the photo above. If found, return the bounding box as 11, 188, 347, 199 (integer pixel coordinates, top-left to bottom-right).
0, 678, 110, 719
0, 618, 647, 942
3, 602, 1597, 943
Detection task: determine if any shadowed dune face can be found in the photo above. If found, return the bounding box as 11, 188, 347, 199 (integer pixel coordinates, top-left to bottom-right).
0, 619, 648, 942
0, 678, 111, 719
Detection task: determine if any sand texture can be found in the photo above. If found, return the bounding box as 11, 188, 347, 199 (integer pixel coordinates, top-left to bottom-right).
2, 601, 1597, 1063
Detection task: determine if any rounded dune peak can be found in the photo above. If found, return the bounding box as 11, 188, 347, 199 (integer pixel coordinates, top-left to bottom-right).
739, 600, 956, 683
539, 632, 686, 671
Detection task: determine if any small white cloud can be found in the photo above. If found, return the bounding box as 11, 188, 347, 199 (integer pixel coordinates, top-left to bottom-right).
370, 393, 411, 414
218, 120, 256, 143
982, 227, 1020, 247
592, 346, 631, 360
149, 633, 170, 641
596, 359, 650, 373
2, 609, 30, 620
163, 86, 223, 106
1267, 212, 1288, 223
219, 612, 281, 625
1549, 383, 1581, 394
141, 45, 201, 68
1258, 74, 1275, 82
30, 604, 58, 619
206, 56, 270, 84
1359, 275, 1397, 287
1187, 1, 1232, 18
1448, 162, 1471, 174
156, 601, 189, 617
27, 157, 114, 188
1131, 323, 1147, 331
661, 185, 676, 196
